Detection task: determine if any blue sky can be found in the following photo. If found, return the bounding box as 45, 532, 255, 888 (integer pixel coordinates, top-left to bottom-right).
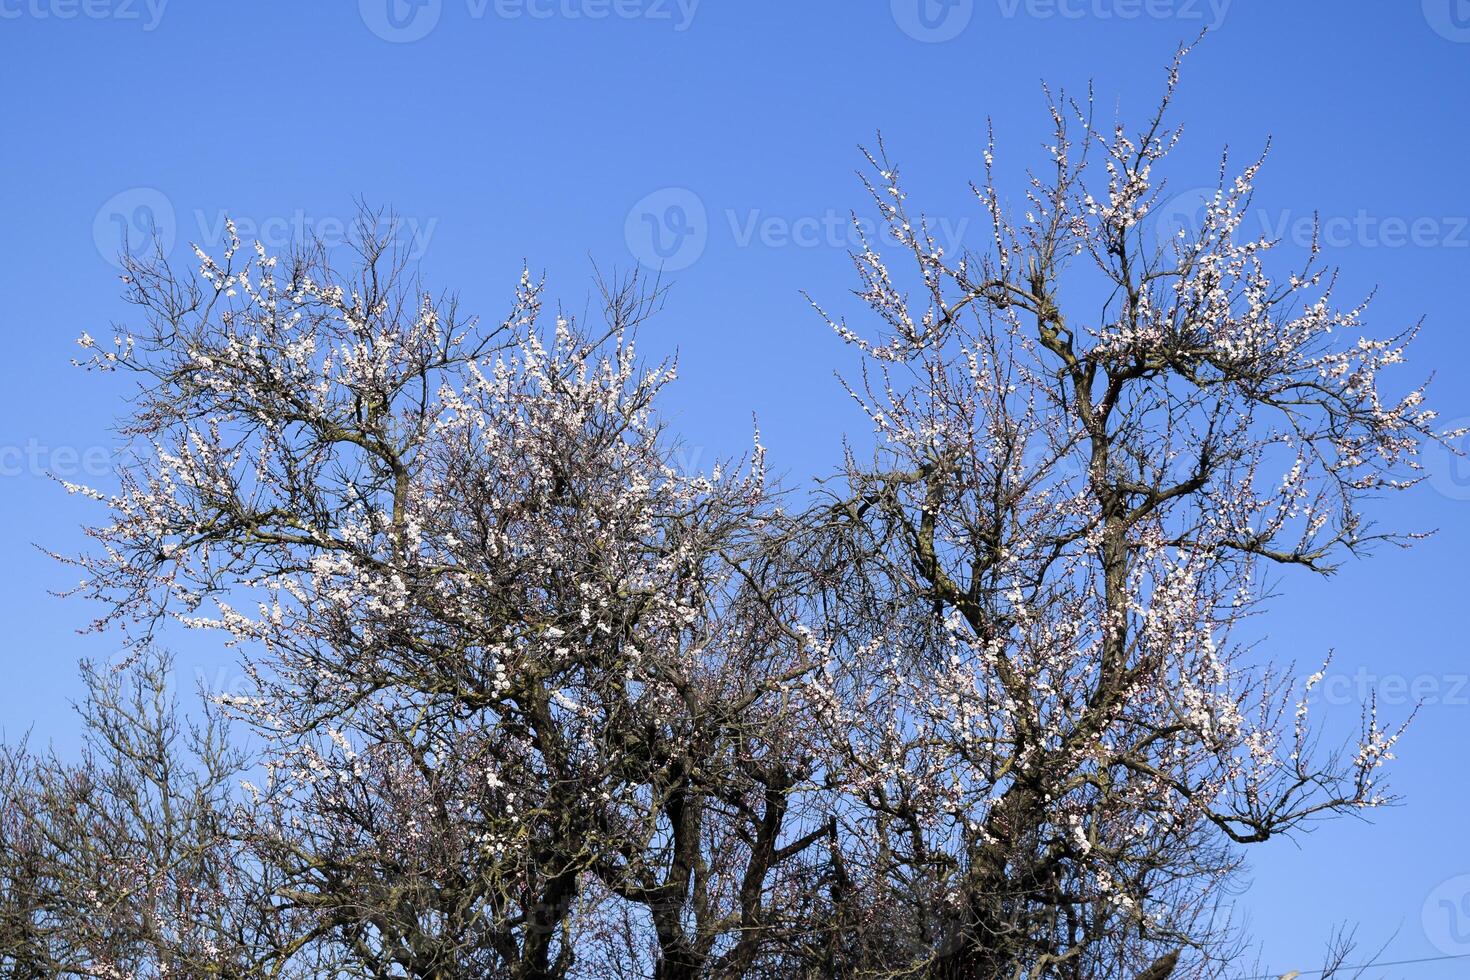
2, 2, 1468, 974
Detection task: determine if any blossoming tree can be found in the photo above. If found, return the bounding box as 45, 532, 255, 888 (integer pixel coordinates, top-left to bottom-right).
56, 228, 828, 978
6, 49, 1452, 980
797, 47, 1446, 978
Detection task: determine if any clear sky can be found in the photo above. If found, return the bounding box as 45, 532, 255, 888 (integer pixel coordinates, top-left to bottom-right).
2, 2, 1468, 975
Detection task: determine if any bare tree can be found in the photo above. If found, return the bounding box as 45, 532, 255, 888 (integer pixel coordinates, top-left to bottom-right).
0, 652, 313, 978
